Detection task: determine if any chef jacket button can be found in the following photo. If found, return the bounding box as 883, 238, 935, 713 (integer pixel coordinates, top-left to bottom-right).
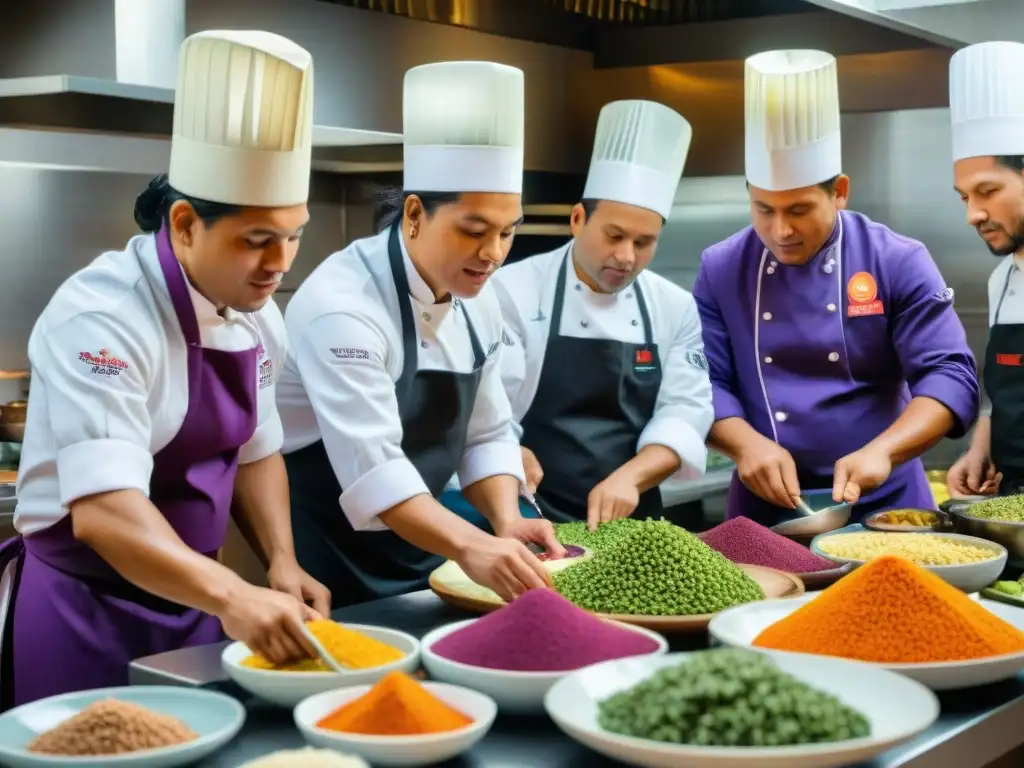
420, 340, 429, 349
770, 260, 778, 268
626, 292, 633, 299
827, 303, 837, 312
775, 411, 788, 422
764, 356, 773, 364
631, 319, 639, 326
422, 312, 431, 321
581, 320, 589, 328
766, 267, 775, 275
762, 312, 772, 320
828, 352, 840, 362
575, 284, 583, 291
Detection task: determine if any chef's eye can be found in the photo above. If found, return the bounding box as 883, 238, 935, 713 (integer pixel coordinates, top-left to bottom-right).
245, 238, 271, 249
500, 230, 515, 240
462, 229, 486, 239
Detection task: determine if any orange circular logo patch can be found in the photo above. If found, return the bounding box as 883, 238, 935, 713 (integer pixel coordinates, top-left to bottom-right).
847, 272, 878, 304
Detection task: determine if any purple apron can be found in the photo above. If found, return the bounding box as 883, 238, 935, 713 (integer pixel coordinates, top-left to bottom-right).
0, 228, 259, 709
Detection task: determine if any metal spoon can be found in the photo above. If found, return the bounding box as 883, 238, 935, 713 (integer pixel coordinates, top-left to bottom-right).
298, 623, 351, 675
794, 497, 817, 517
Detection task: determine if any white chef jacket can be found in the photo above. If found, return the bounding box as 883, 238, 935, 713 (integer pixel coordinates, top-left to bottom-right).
491, 243, 714, 482
276, 228, 525, 532
15, 234, 287, 535
981, 254, 1024, 417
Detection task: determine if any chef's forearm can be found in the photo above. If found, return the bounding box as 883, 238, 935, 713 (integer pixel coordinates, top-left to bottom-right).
614, 445, 680, 493
461, 473, 522, 533
865, 396, 955, 466
707, 417, 763, 462
968, 415, 992, 458
70, 489, 245, 616
379, 495, 492, 560
231, 452, 296, 569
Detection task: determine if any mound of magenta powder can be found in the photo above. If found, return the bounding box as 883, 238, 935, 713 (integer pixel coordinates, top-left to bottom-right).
430, 588, 661, 672
699, 517, 835, 573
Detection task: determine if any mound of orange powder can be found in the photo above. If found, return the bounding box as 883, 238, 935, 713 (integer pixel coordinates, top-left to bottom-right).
753, 555, 1024, 663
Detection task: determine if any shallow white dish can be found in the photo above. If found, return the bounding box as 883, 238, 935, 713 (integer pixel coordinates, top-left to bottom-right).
222, 623, 420, 707
709, 593, 1024, 690
810, 530, 1007, 593
294, 681, 495, 766
420, 617, 668, 714
544, 650, 938, 768
0, 686, 244, 767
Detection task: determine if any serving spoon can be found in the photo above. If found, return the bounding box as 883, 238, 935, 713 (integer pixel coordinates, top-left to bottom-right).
298, 622, 351, 675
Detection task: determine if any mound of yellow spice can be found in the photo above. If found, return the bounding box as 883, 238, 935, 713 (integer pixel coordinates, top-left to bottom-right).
754, 555, 1024, 663
241, 620, 405, 671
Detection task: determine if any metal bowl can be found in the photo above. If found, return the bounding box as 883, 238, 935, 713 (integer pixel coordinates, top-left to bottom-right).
951, 507, 1024, 568
863, 508, 951, 533
770, 501, 852, 538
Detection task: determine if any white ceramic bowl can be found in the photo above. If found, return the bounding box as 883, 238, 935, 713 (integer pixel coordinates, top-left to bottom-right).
293, 682, 495, 767
810, 530, 1007, 593
222, 624, 420, 708
0, 686, 244, 768
420, 618, 668, 714
709, 593, 1024, 690
544, 650, 938, 768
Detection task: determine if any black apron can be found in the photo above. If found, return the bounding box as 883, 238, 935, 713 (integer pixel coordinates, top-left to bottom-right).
519, 251, 664, 523
986, 264, 1024, 496
286, 223, 486, 608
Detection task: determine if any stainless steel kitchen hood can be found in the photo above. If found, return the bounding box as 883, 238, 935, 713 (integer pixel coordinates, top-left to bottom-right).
801, 0, 1021, 46
0, 74, 402, 165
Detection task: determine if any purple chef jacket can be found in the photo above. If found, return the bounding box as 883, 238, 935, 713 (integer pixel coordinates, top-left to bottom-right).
692, 210, 979, 522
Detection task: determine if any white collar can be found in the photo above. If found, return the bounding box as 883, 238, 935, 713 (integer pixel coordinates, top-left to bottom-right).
399, 230, 449, 307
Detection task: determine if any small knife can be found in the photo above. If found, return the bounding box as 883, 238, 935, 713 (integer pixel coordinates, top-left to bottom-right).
520, 487, 547, 556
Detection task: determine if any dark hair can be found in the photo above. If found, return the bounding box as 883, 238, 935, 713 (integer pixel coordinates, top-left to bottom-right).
578, 198, 666, 225
995, 156, 1024, 172
133, 174, 242, 233
372, 185, 462, 233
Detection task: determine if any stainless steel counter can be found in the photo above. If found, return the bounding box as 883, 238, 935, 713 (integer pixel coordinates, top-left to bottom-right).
130, 590, 1024, 768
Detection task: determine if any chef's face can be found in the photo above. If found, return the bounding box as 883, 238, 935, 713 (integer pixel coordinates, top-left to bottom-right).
406, 192, 523, 300
569, 200, 663, 293
953, 155, 1024, 257
748, 176, 849, 265
169, 200, 308, 312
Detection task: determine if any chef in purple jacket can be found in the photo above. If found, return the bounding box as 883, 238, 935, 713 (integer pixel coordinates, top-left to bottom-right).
693, 49, 980, 525
0, 30, 330, 709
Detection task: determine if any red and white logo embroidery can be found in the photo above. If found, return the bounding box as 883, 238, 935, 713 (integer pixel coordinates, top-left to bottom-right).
78, 348, 129, 377
256, 343, 273, 390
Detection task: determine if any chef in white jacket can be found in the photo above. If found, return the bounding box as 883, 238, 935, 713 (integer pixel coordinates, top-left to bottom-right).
277, 61, 564, 609
947, 41, 1024, 498
491, 100, 714, 529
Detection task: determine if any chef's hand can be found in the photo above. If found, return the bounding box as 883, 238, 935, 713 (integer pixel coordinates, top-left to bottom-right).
494, 516, 566, 560
521, 446, 544, 494
217, 583, 321, 665
267, 558, 332, 618
736, 436, 801, 510
587, 474, 640, 532
947, 450, 1001, 497
833, 446, 892, 504
457, 535, 553, 603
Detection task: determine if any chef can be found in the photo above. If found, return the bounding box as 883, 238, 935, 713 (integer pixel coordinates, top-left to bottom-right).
488, 99, 714, 529
277, 61, 564, 609
0, 30, 330, 708
946, 41, 1024, 498
693, 48, 980, 525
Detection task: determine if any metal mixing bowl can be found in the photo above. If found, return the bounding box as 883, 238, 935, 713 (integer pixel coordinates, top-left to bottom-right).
951, 505, 1024, 568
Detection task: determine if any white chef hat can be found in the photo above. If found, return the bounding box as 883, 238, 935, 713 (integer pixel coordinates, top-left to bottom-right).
745, 49, 842, 192
949, 41, 1024, 162
168, 30, 314, 207
581, 100, 691, 220
402, 61, 525, 194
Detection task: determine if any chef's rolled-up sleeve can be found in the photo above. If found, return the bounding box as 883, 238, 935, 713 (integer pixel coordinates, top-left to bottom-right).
692, 259, 746, 423
458, 333, 526, 489
292, 308, 430, 531
891, 245, 980, 438
637, 294, 713, 480
32, 312, 155, 505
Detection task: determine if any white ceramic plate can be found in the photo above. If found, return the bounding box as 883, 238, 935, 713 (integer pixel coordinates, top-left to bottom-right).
709, 593, 1024, 690
420, 618, 668, 714
544, 650, 938, 768
222, 623, 420, 707
0, 686, 244, 767
810, 531, 1007, 593
294, 682, 495, 767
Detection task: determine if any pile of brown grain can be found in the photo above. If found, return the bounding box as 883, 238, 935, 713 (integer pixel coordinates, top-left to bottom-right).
27, 699, 197, 756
